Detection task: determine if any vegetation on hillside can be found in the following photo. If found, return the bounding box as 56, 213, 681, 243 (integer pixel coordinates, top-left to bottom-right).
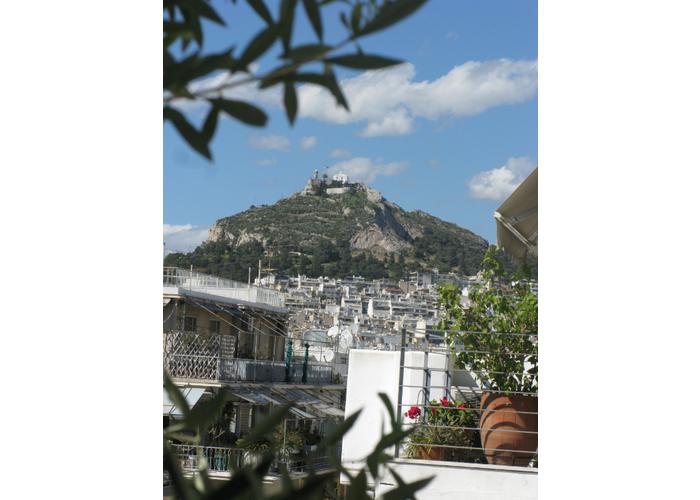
164, 187, 496, 281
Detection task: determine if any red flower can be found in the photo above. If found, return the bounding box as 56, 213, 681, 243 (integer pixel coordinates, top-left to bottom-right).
457, 403, 466, 410
405, 406, 421, 419
440, 397, 449, 406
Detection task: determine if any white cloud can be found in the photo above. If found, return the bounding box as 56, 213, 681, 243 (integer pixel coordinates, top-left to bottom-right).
300, 136, 317, 150
298, 59, 537, 136
359, 108, 414, 137
330, 148, 351, 158
327, 157, 407, 184
163, 223, 194, 236
467, 157, 536, 201
256, 159, 276, 166
174, 58, 537, 137
248, 134, 290, 151
163, 224, 210, 253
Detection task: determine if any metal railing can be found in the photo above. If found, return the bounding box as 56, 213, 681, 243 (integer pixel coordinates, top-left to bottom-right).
163, 330, 337, 384
170, 418, 340, 477
164, 267, 285, 308
173, 444, 237, 474
395, 329, 538, 468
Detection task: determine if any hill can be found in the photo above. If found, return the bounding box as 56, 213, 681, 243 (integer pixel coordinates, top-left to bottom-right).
164, 179, 493, 281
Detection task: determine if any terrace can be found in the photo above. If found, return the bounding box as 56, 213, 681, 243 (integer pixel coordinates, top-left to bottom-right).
340, 330, 538, 500
164, 267, 285, 311
163, 330, 340, 385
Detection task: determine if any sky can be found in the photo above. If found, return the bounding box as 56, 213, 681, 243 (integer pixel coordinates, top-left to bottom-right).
164, 0, 537, 254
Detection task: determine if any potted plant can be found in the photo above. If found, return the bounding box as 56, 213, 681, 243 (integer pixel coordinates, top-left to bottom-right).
438, 246, 538, 466
404, 398, 479, 462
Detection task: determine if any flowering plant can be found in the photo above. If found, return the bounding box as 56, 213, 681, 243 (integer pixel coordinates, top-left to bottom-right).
404, 397, 480, 462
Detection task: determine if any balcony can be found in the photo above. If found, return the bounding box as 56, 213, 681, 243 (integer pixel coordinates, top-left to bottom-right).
167, 415, 341, 483
341, 330, 538, 500
164, 267, 285, 310
163, 330, 337, 385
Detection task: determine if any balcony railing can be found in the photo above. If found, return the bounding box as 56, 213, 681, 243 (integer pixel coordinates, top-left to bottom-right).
170, 419, 340, 477
163, 330, 336, 384
164, 267, 285, 309
395, 330, 538, 468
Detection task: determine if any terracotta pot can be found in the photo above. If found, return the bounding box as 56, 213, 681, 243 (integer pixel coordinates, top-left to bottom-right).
418, 445, 445, 461
480, 393, 538, 466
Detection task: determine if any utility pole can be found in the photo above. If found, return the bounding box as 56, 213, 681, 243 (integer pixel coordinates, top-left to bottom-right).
248, 267, 251, 287
257, 259, 262, 284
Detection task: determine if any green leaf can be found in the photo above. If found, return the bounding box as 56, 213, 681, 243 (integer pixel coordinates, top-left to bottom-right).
346, 469, 368, 500
163, 441, 197, 500
350, 3, 362, 34
186, 388, 230, 432
239, 23, 280, 67
204, 453, 275, 500
181, 10, 203, 49
302, 0, 324, 40
323, 68, 349, 110
356, 0, 427, 38
187, 49, 237, 82
246, 0, 274, 25
164, 106, 212, 160
377, 392, 397, 426
243, 403, 292, 443
179, 0, 226, 26
318, 409, 361, 448
326, 53, 402, 70
211, 98, 268, 127
273, 471, 336, 499
279, 0, 298, 53
372, 428, 413, 454
284, 43, 332, 62
283, 81, 298, 125
202, 107, 219, 141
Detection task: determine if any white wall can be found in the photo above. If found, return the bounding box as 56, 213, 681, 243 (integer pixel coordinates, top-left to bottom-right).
376, 459, 537, 500
341, 350, 401, 464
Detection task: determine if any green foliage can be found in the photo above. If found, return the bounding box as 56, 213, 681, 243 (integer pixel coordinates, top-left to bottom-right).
163, 0, 428, 161
437, 245, 538, 394
164, 189, 494, 280
164, 373, 432, 499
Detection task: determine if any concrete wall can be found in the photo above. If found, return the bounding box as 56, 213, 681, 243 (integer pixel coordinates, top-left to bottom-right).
376, 459, 537, 500
342, 350, 401, 464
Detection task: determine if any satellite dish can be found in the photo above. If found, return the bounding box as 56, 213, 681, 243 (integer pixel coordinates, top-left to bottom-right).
327, 325, 339, 338
322, 349, 335, 362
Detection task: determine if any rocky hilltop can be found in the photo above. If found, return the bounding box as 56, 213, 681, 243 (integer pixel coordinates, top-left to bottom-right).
165, 177, 491, 281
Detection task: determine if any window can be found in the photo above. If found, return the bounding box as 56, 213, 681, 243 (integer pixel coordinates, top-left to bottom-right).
184, 316, 197, 332
209, 319, 220, 334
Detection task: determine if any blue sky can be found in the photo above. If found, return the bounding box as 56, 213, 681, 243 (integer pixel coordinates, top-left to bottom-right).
164, 0, 537, 253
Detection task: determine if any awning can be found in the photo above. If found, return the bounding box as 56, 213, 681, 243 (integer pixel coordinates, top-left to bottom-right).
231, 390, 271, 405
494, 168, 538, 263
163, 387, 205, 417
